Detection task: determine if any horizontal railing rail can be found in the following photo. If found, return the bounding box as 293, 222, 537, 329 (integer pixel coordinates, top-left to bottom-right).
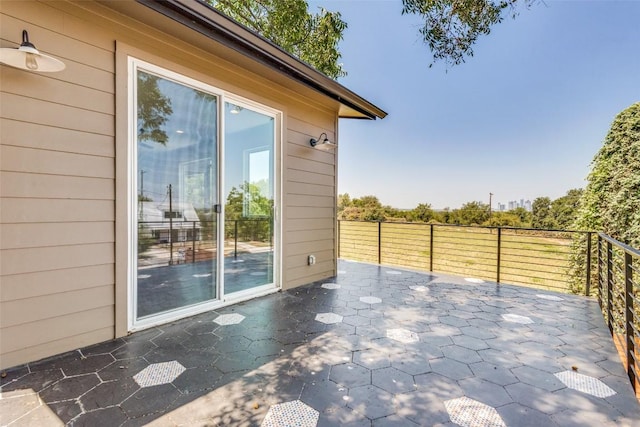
338, 220, 593, 295
597, 233, 640, 395
138, 218, 272, 265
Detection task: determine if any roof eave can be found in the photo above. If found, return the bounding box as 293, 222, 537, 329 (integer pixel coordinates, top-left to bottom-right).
136, 0, 387, 120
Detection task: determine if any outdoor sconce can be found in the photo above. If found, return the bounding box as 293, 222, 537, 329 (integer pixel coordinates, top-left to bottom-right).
0, 30, 66, 72
309, 132, 337, 151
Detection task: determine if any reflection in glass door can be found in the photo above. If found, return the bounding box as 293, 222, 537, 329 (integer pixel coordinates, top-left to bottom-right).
135, 67, 218, 320
224, 102, 275, 295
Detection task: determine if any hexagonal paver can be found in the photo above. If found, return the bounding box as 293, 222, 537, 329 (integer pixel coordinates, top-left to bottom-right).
330, 363, 371, 388
347, 385, 396, 419
430, 358, 473, 380
444, 396, 506, 427
511, 366, 565, 392
315, 312, 343, 324
387, 328, 419, 344
360, 296, 382, 304
262, 400, 319, 427
133, 361, 186, 387
536, 294, 564, 301
501, 313, 534, 324
372, 367, 416, 394
554, 370, 616, 398
354, 349, 391, 370
321, 283, 341, 289
213, 313, 246, 325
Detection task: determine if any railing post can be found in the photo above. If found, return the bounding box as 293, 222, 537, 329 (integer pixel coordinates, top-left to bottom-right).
624, 252, 636, 393
378, 221, 382, 265
429, 224, 434, 272
496, 227, 502, 283
192, 221, 196, 263
606, 241, 614, 334
597, 235, 603, 308
234, 220, 238, 259
585, 232, 592, 296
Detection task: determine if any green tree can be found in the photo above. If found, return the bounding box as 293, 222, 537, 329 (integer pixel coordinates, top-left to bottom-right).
532, 196, 556, 229
573, 103, 640, 243
225, 182, 273, 241
453, 201, 490, 225
551, 188, 583, 229
410, 203, 437, 222
509, 207, 531, 226
569, 103, 640, 294
137, 72, 172, 145
401, 0, 535, 67
484, 212, 523, 227
211, 0, 347, 78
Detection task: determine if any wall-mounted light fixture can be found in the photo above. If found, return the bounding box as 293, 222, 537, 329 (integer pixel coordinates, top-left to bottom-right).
0, 30, 65, 72
309, 132, 336, 151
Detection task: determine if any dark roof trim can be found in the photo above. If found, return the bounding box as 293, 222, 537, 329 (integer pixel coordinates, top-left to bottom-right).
136, 0, 387, 120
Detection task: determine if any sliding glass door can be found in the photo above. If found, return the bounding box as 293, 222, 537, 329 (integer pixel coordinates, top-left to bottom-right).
135, 67, 219, 320
224, 102, 275, 295
131, 59, 278, 327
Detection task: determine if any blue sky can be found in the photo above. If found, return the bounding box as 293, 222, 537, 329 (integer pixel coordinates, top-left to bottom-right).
309, 0, 640, 209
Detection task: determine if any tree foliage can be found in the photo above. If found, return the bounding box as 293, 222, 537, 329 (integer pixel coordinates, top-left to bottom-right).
401, 0, 535, 67
551, 188, 583, 230
225, 182, 273, 241
573, 103, 640, 243
137, 73, 173, 145
531, 196, 554, 229
568, 103, 640, 294
211, 0, 347, 79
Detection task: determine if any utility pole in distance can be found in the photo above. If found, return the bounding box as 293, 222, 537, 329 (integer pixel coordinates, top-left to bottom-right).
489, 192, 493, 218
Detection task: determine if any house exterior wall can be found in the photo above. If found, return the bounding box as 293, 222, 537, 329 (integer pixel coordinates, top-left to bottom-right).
0, 0, 338, 370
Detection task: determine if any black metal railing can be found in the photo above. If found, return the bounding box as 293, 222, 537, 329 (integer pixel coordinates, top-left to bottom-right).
597, 233, 640, 395
338, 220, 594, 294
138, 218, 272, 266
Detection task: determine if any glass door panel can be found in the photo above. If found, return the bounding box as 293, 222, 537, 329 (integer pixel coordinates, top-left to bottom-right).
136, 70, 218, 319
224, 102, 275, 294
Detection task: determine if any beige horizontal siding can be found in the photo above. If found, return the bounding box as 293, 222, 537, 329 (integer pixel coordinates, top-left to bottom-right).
0, 243, 114, 276
286, 218, 336, 232
1, 172, 113, 200
286, 228, 335, 244
286, 169, 335, 187
0, 307, 114, 357
1, 222, 113, 249
2, 93, 114, 136
286, 206, 335, 220
1, 264, 114, 302
0, 199, 114, 223
1, 67, 113, 114
286, 194, 335, 208
286, 239, 335, 257
1, 285, 114, 328
286, 181, 335, 198
1, 119, 114, 157
1, 146, 114, 178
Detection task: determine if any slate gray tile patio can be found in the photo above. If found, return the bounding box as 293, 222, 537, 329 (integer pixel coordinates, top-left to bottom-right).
1, 261, 638, 426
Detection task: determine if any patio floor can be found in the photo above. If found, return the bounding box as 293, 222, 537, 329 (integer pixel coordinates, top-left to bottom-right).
2, 260, 639, 426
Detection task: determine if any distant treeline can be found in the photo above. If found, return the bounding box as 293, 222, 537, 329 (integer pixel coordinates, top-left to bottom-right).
338, 189, 583, 230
